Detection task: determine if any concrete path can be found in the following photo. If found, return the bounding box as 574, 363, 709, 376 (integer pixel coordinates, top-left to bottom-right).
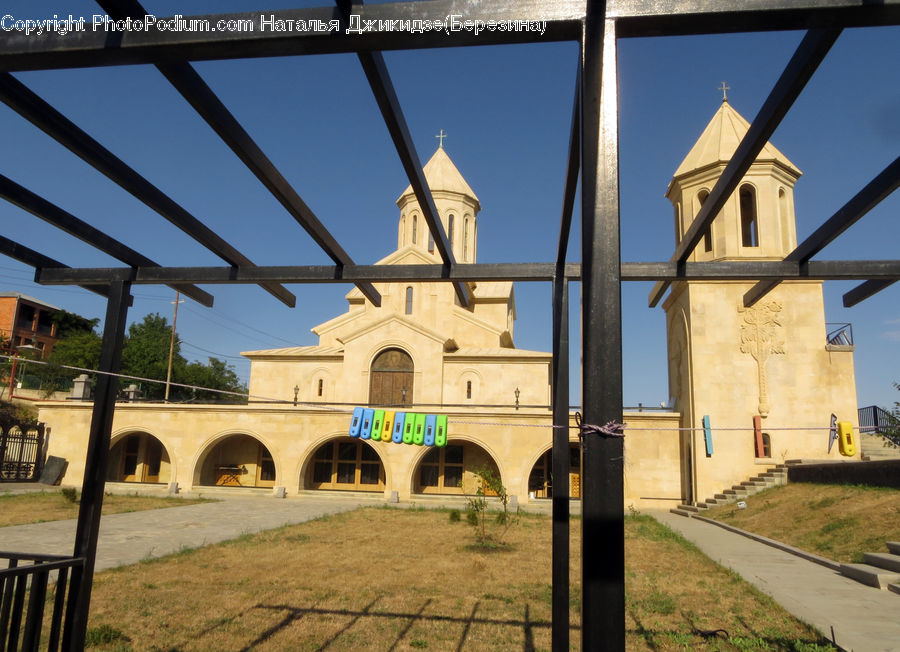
0, 493, 379, 571
650, 510, 900, 652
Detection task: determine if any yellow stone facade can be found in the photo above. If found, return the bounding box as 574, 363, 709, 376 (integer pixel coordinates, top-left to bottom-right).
37, 107, 859, 508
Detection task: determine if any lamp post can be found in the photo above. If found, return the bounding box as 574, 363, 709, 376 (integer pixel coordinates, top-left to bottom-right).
293, 385, 299, 406
515, 387, 520, 410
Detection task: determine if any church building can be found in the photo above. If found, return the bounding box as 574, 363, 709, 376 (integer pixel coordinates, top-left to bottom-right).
36, 100, 860, 508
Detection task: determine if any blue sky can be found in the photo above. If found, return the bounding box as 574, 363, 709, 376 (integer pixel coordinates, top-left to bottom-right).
1, 2, 898, 410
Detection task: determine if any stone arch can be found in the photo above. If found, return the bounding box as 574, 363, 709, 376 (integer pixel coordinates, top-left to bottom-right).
309, 366, 333, 402
301, 434, 387, 493
409, 436, 504, 496
455, 368, 484, 403
739, 183, 759, 247
697, 188, 713, 253
192, 430, 277, 489
525, 442, 582, 499
108, 429, 172, 484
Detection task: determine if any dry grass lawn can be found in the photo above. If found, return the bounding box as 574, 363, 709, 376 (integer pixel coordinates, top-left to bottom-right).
703, 483, 900, 563
77, 508, 833, 651
0, 490, 209, 527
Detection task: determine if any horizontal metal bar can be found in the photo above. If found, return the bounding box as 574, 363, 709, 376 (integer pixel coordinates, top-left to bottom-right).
842, 279, 897, 307
649, 26, 840, 308
32, 259, 900, 285
0, 173, 214, 307
0, 557, 84, 579
0, 72, 294, 308
744, 153, 900, 307
0, 1, 583, 72
0, 235, 110, 299
611, 0, 900, 36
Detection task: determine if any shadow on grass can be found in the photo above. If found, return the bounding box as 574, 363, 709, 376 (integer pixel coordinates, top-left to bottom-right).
228, 599, 575, 651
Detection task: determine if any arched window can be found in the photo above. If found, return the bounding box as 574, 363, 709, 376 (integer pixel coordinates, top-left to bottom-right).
463, 218, 469, 260
317, 378, 323, 397
412, 215, 418, 244
740, 185, 759, 247
405, 286, 413, 314
466, 380, 472, 399
428, 232, 434, 253
697, 190, 712, 252
448, 214, 455, 248
778, 188, 791, 250
369, 348, 414, 406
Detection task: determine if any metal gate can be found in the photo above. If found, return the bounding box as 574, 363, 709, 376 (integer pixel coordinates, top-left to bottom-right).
0, 421, 45, 482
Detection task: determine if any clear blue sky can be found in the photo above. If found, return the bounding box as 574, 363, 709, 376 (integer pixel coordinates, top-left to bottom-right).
1, 2, 898, 410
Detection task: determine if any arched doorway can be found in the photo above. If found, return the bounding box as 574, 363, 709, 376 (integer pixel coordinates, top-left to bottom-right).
528, 445, 581, 499
413, 441, 500, 495
305, 437, 385, 492
108, 432, 171, 484
197, 434, 276, 488
369, 348, 413, 407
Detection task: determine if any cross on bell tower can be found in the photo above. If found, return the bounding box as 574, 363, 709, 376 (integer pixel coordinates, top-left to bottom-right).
435, 129, 447, 149
719, 81, 730, 102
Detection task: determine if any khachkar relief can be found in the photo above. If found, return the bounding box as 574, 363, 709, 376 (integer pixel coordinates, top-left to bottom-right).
738, 300, 785, 418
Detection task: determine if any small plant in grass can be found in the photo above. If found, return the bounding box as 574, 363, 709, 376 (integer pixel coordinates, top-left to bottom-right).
465, 465, 517, 547
448, 509, 461, 522
60, 487, 78, 503
84, 623, 130, 647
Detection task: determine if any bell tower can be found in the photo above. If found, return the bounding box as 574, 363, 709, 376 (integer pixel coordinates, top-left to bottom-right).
665, 98, 801, 261
661, 97, 859, 504
395, 143, 481, 263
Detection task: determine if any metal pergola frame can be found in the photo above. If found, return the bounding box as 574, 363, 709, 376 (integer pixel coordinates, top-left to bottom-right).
1, 1, 898, 650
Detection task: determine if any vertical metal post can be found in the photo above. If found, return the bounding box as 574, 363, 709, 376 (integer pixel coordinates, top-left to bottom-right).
581, 8, 624, 651
551, 275, 570, 652
63, 280, 131, 652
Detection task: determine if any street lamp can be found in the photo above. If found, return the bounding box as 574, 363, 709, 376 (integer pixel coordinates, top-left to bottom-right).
515, 387, 520, 410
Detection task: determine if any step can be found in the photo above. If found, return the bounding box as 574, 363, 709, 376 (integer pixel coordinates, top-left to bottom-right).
669, 508, 693, 517
889, 583, 900, 596
724, 488, 748, 496
703, 498, 727, 507
863, 552, 900, 573
740, 480, 769, 488
757, 471, 786, 480
713, 493, 730, 501
676, 504, 708, 513
887, 541, 900, 555
840, 563, 900, 589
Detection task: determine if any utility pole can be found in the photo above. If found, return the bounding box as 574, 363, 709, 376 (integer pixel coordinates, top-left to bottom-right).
165, 291, 182, 402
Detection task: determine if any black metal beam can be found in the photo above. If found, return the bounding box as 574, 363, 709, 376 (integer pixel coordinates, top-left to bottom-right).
337, 0, 467, 306
843, 279, 897, 307
550, 275, 570, 652
62, 279, 131, 651
0, 235, 110, 299
648, 27, 841, 307
0, 174, 213, 307
611, 0, 900, 37
31, 259, 900, 286
581, 11, 624, 651
556, 64, 581, 270
0, 72, 295, 308
95, 0, 380, 308
744, 154, 900, 306
0, 1, 584, 72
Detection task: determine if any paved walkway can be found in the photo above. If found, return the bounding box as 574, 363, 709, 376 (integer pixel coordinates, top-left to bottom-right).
650, 510, 900, 652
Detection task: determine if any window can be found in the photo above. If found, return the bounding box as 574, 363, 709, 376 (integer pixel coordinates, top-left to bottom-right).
428, 232, 434, 253
466, 380, 472, 399
698, 190, 712, 252
405, 286, 413, 314
412, 215, 418, 244
448, 214, 455, 248
317, 378, 323, 397
463, 218, 469, 259
417, 445, 464, 493
308, 439, 384, 491
740, 185, 758, 247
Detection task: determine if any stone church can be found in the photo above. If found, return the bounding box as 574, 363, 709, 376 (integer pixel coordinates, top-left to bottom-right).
37, 100, 860, 508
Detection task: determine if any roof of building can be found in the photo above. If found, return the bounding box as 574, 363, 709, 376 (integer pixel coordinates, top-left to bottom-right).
241, 345, 343, 358
0, 292, 61, 311
672, 100, 801, 181
397, 146, 480, 207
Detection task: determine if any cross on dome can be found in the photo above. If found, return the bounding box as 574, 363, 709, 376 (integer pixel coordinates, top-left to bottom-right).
719, 81, 731, 102
435, 129, 447, 148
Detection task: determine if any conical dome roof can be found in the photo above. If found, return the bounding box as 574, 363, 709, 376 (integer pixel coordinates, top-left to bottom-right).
397, 146, 480, 210
672, 100, 801, 181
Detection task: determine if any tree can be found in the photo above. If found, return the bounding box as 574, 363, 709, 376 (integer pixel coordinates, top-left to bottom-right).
51, 309, 100, 339
120, 313, 178, 399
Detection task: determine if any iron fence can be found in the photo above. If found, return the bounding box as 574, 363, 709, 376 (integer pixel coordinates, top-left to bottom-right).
0, 552, 83, 652
0, 423, 45, 482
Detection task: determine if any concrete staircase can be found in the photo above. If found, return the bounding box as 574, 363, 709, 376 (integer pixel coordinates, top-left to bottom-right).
840, 541, 900, 593
671, 464, 788, 516
859, 431, 900, 461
